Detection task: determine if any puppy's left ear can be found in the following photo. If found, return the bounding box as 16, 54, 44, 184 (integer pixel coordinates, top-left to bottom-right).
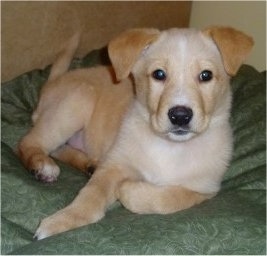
108, 28, 160, 81
203, 26, 254, 76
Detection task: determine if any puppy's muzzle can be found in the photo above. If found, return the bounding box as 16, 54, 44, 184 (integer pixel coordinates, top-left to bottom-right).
168, 105, 193, 139
168, 106, 193, 136
168, 106, 193, 126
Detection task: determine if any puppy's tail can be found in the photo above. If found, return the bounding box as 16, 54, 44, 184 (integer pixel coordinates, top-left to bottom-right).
48, 32, 81, 82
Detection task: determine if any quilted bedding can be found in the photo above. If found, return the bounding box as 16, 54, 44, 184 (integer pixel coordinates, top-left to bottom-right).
1, 48, 266, 255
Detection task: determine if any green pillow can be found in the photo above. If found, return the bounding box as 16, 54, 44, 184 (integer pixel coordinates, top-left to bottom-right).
1, 48, 266, 254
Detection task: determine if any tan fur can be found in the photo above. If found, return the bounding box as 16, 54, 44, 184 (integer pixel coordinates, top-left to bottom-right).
17, 26, 253, 239
108, 28, 160, 80
51, 145, 90, 172
203, 26, 254, 76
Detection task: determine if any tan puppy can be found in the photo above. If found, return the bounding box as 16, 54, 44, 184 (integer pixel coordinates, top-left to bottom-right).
17, 26, 253, 239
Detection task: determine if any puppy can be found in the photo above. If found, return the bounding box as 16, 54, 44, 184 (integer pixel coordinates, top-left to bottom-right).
17, 26, 253, 239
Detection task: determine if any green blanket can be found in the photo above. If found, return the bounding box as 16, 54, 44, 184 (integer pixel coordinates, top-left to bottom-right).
1, 48, 266, 255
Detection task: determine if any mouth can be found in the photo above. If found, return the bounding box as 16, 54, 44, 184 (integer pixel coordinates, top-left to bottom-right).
171, 128, 190, 136
167, 128, 195, 141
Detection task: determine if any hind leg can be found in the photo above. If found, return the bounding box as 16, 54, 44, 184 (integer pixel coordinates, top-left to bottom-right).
51, 145, 97, 178
18, 110, 86, 182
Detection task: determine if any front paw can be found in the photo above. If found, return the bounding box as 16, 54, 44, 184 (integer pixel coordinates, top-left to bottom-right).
34, 209, 73, 240
34, 216, 58, 240
34, 206, 105, 240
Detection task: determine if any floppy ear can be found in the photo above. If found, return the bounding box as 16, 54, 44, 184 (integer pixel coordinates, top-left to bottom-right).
203, 26, 254, 76
108, 28, 160, 81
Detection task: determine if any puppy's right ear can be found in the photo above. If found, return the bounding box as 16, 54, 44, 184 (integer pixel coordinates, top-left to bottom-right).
108, 28, 160, 81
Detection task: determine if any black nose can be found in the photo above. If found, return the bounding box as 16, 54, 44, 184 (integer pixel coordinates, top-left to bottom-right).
168, 106, 193, 126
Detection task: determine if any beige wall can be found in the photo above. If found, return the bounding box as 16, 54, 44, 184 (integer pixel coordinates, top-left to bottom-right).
2, 1, 191, 82
190, 1, 266, 71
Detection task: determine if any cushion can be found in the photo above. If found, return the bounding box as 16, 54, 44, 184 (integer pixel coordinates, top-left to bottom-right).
1, 48, 266, 254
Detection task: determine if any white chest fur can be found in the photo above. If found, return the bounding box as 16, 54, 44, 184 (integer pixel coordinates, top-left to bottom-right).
110, 103, 232, 194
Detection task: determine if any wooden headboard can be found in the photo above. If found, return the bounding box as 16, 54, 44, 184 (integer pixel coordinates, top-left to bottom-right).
2, 1, 192, 82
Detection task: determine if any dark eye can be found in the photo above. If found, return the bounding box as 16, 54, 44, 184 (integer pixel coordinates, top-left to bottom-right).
199, 70, 213, 82
152, 69, 166, 81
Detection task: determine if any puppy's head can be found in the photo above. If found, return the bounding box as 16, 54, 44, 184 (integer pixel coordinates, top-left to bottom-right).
108, 27, 253, 142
